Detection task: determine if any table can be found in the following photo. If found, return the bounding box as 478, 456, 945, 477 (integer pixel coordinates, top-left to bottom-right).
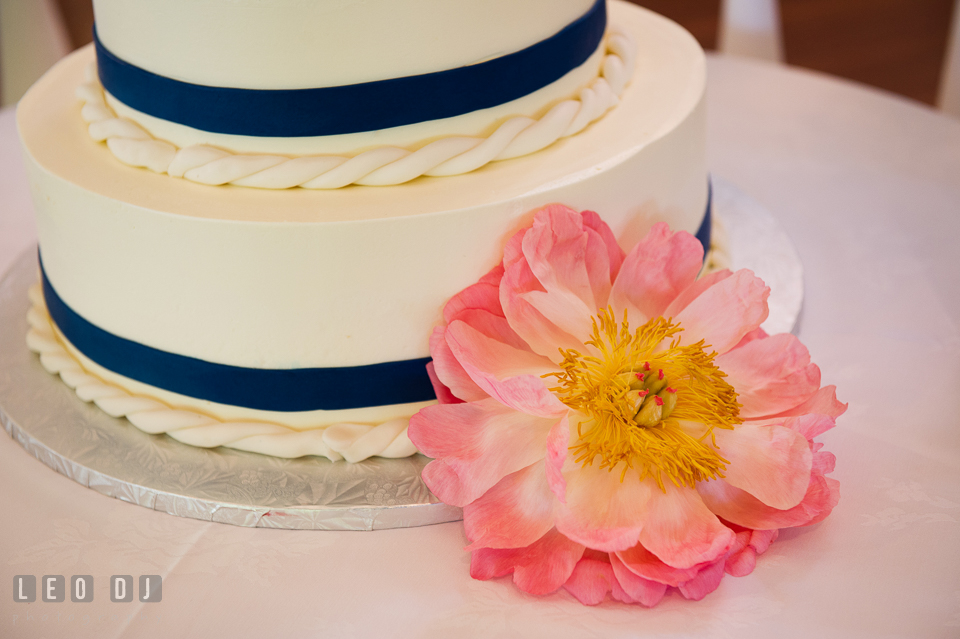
2, 54, 959, 638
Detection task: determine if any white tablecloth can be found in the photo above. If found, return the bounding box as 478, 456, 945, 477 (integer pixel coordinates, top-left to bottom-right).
2, 55, 959, 638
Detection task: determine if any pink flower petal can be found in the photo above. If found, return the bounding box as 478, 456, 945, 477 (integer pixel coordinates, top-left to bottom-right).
522, 205, 617, 317
724, 546, 757, 577
500, 247, 585, 360
442, 266, 505, 324
409, 399, 560, 506
752, 413, 838, 441
724, 530, 758, 577
445, 320, 566, 418
713, 424, 812, 510
464, 462, 557, 550
677, 558, 726, 601
425, 361, 463, 405
732, 326, 769, 348
764, 385, 848, 419
609, 222, 704, 321
609, 553, 669, 606
698, 473, 840, 530
555, 462, 655, 552
637, 482, 736, 569
750, 528, 779, 554
674, 269, 770, 355
581, 209, 625, 282
545, 417, 570, 503
662, 269, 733, 319
563, 558, 620, 605
718, 333, 821, 419
429, 326, 486, 402
615, 542, 701, 587
470, 528, 585, 596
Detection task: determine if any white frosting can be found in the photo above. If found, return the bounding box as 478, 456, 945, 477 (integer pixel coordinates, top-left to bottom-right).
19, 2, 708, 438
93, 0, 595, 89
26, 285, 417, 461
77, 32, 636, 189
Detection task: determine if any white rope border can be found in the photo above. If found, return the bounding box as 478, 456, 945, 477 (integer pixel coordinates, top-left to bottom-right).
25, 284, 419, 462
76, 30, 636, 189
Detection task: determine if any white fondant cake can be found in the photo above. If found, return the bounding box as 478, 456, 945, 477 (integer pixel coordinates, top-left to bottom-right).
18, 0, 710, 461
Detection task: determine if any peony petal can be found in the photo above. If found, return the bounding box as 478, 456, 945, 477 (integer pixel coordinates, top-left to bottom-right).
502, 205, 623, 345
522, 205, 615, 316
563, 558, 619, 605
426, 361, 463, 405
581, 209, 625, 282
750, 528, 779, 554
609, 222, 704, 321
442, 267, 505, 324
718, 333, 821, 418
464, 462, 557, 550
545, 416, 570, 503
501, 249, 585, 360
663, 269, 732, 319
764, 385, 848, 419
724, 530, 757, 577
609, 553, 669, 606
677, 558, 726, 601
409, 399, 559, 506
788, 413, 837, 440
674, 269, 770, 355
471, 528, 585, 595
713, 424, 812, 510
451, 308, 531, 351
698, 474, 840, 530
555, 461, 655, 552
637, 482, 736, 569
615, 542, 701, 587
429, 327, 486, 402
445, 320, 565, 418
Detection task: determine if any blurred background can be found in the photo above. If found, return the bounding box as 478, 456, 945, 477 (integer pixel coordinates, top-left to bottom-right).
1, 0, 958, 116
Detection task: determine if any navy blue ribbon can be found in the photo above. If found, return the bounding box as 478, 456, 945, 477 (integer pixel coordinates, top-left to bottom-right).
38, 188, 711, 413
40, 259, 436, 412
696, 179, 713, 255
94, 0, 607, 138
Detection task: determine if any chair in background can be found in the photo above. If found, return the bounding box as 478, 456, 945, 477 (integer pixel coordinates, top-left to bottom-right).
717, 0, 785, 63
938, 0, 960, 117
0, 0, 71, 107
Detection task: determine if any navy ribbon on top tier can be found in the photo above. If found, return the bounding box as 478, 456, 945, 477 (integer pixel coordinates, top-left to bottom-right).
36, 193, 711, 414
94, 0, 607, 138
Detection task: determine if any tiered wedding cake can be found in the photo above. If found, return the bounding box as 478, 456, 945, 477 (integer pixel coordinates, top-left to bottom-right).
18, 0, 709, 462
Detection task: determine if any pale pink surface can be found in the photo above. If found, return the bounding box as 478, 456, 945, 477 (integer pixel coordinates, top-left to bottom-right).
408, 205, 843, 606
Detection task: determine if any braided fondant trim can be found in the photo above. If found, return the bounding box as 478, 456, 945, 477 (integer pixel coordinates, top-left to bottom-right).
76, 30, 636, 190
26, 284, 420, 462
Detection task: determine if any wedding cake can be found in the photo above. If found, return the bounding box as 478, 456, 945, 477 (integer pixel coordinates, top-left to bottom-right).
18, 0, 710, 462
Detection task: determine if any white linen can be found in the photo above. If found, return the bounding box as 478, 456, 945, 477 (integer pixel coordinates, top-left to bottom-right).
1, 54, 959, 637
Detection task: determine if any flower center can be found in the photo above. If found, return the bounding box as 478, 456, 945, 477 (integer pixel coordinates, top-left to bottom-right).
545, 308, 741, 490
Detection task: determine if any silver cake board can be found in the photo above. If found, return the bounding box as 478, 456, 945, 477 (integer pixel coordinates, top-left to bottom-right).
0, 177, 802, 530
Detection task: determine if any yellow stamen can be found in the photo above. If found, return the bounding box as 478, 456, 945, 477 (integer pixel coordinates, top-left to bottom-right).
544, 308, 741, 490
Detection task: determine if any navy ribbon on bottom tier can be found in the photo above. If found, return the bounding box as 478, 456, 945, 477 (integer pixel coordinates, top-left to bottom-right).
39, 191, 712, 412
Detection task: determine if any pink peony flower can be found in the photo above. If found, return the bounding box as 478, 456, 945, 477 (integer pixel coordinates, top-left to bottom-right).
409, 205, 843, 606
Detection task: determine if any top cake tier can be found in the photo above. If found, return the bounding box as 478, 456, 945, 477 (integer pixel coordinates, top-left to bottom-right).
94, 0, 597, 89
90, 0, 615, 157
